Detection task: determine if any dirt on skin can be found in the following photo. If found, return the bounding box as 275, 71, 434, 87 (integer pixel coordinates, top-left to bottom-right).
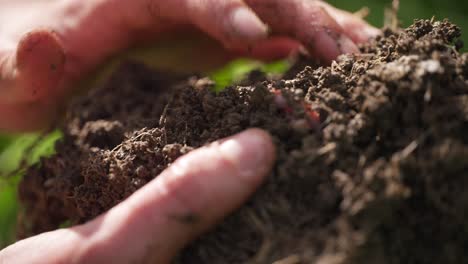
18, 20, 468, 263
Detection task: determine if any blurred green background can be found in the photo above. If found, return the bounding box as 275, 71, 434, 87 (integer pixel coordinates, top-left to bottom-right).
329, 0, 468, 46
0, 0, 467, 249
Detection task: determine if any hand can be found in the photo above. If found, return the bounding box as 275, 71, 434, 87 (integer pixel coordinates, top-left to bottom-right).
0, 0, 379, 132
0, 129, 276, 264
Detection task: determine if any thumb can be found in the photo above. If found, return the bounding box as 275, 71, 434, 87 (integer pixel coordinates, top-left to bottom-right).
78, 128, 276, 263
0, 129, 276, 264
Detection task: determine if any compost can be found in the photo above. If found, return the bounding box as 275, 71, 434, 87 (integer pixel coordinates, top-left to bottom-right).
18, 20, 468, 263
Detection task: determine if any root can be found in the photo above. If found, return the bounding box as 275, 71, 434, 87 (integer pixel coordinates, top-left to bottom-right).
384, 0, 400, 30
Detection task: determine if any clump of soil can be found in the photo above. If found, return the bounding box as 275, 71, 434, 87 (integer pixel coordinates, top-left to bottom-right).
18, 20, 468, 263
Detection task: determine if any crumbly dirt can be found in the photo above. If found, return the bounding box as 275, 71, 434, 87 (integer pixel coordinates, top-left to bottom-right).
18, 20, 468, 263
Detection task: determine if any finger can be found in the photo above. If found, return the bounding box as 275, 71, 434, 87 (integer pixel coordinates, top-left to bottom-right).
0, 229, 87, 264
74, 129, 275, 263
0, 29, 65, 104
0, 100, 59, 132
316, 1, 381, 44
232, 37, 301, 61
0, 129, 276, 264
246, 0, 359, 63
183, 0, 269, 49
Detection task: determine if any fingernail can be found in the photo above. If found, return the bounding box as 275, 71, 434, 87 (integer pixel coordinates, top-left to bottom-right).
364, 27, 381, 39
219, 129, 274, 181
313, 31, 359, 62
338, 34, 360, 54
228, 7, 269, 41
355, 26, 381, 43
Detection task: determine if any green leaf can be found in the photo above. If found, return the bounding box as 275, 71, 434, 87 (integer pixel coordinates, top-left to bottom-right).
0, 130, 62, 175
210, 59, 289, 92
0, 130, 62, 248
0, 135, 14, 152
0, 184, 18, 249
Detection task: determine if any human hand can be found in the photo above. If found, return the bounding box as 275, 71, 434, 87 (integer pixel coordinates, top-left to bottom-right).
0, 0, 379, 132
0, 129, 275, 264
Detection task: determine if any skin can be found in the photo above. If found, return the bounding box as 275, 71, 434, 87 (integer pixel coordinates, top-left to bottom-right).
0, 1, 379, 263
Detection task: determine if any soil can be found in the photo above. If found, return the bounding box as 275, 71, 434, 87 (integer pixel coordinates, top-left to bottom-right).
18, 19, 468, 263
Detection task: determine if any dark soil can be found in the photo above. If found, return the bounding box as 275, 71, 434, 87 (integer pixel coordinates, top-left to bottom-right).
18, 19, 468, 263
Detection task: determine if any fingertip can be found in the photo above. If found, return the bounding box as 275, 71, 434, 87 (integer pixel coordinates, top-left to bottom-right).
316, 1, 381, 44
188, 1, 268, 52
307, 30, 359, 63
227, 6, 269, 43
219, 128, 276, 184
16, 29, 65, 101
338, 34, 360, 54
362, 26, 381, 40
342, 23, 381, 44
275, 3, 360, 63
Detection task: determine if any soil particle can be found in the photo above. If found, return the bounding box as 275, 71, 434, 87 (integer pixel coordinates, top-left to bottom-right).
18, 20, 468, 263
